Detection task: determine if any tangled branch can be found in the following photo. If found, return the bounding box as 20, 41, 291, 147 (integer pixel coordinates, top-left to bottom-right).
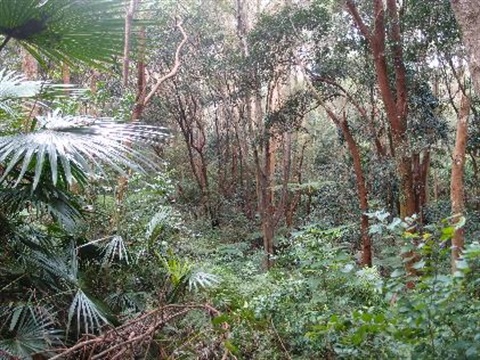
50, 303, 223, 360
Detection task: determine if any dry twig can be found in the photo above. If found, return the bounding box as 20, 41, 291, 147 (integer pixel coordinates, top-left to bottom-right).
50, 303, 223, 360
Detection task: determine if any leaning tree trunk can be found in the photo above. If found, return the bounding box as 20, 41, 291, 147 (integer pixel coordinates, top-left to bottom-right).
301, 64, 373, 267
338, 113, 372, 267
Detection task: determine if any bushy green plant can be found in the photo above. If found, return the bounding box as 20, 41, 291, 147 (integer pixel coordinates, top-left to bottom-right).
191, 225, 386, 359
309, 219, 480, 359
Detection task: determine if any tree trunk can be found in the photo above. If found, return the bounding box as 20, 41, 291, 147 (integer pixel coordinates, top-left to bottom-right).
412, 151, 431, 223
451, 93, 470, 272
123, 0, 138, 87
301, 63, 373, 267
347, 0, 416, 219
450, 0, 480, 95
346, 0, 423, 282
339, 113, 371, 267
237, 0, 278, 268
132, 26, 146, 121
21, 49, 38, 131
62, 62, 70, 85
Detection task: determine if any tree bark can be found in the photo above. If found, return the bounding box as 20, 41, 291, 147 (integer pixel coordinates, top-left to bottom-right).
339, 112, 371, 267
346, 0, 416, 219
62, 62, 70, 86
123, 0, 138, 87
300, 62, 372, 266
21, 49, 38, 131
451, 93, 470, 272
450, 0, 480, 95
132, 26, 146, 121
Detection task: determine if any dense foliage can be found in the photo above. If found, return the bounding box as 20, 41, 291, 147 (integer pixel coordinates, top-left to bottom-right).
0, 0, 479, 359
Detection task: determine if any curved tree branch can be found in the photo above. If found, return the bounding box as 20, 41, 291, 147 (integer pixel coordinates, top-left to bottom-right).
143, 20, 188, 105
345, 0, 371, 42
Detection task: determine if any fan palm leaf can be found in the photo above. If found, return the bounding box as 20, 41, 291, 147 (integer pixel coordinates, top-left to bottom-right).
31, 246, 116, 335
0, 68, 45, 116
0, 304, 62, 360
0, 182, 84, 230
0, 0, 134, 67
67, 289, 110, 335
0, 113, 171, 190
100, 235, 129, 265
158, 254, 220, 302
0, 69, 44, 100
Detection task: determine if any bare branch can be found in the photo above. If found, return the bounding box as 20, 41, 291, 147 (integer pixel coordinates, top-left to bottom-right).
50, 303, 223, 360
143, 20, 188, 105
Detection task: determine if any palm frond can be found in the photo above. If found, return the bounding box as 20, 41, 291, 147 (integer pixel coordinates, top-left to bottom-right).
0, 69, 44, 99
0, 304, 62, 360
31, 245, 78, 285
145, 206, 173, 242
0, 112, 171, 190
0, 69, 82, 123
158, 255, 220, 302
67, 289, 110, 335
105, 291, 146, 314
0, 181, 84, 230
0, 0, 138, 67
76, 235, 129, 265
12, 224, 58, 254
188, 271, 220, 292
161, 256, 193, 287
30, 247, 114, 335
100, 235, 129, 265
0, 69, 45, 117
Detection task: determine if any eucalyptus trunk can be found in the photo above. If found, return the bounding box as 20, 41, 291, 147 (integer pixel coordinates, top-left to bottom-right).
450, 0, 480, 95
451, 94, 470, 272
346, 0, 426, 280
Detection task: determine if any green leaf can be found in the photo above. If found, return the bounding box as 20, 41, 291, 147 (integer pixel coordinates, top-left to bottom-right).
341, 263, 354, 273
440, 226, 455, 241
369, 224, 383, 235
412, 260, 426, 270
224, 340, 239, 354
466, 346, 478, 358
390, 269, 405, 278
212, 314, 229, 326
456, 259, 469, 270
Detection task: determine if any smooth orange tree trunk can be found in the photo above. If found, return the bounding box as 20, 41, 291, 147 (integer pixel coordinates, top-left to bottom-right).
339, 113, 371, 267
346, 0, 416, 219
450, 0, 480, 95
301, 66, 373, 267
346, 0, 427, 281
451, 94, 470, 272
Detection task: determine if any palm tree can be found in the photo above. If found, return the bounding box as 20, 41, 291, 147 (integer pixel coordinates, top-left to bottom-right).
0, 0, 168, 213
0, 1, 176, 358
